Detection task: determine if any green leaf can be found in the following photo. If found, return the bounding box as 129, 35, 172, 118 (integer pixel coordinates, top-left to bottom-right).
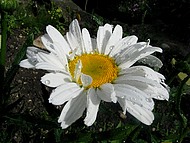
178, 72, 190, 86
77, 123, 139, 142
110, 140, 122, 143
161, 139, 174, 143
4, 33, 34, 92
0, 35, 1, 49
12, 33, 34, 65
54, 128, 64, 143
150, 134, 160, 143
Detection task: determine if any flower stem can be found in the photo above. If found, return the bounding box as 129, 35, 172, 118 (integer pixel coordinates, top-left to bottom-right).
0, 11, 8, 100
0, 11, 8, 67
176, 74, 190, 142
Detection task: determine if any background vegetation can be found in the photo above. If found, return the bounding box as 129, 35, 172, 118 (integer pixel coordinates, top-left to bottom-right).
0, 0, 190, 142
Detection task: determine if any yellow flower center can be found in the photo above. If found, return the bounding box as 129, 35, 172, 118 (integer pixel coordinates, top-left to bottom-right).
69, 53, 118, 88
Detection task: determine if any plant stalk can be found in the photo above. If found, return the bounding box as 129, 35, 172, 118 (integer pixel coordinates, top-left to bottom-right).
0, 11, 8, 67
0, 11, 8, 101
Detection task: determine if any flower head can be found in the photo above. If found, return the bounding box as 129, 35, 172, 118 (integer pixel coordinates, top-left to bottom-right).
20, 19, 169, 128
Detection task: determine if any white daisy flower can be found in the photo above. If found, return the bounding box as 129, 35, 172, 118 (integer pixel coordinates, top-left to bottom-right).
19, 19, 169, 129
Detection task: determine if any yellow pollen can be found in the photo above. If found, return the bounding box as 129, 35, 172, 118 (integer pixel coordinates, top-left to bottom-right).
69, 53, 118, 88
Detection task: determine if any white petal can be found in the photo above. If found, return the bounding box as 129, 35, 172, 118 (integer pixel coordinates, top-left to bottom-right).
46, 25, 71, 55
119, 44, 162, 68
104, 23, 113, 33
115, 75, 169, 100
19, 59, 35, 68
91, 38, 97, 51
66, 32, 82, 56
41, 72, 71, 87
115, 75, 161, 87
97, 83, 117, 103
97, 26, 105, 53
109, 35, 138, 57
82, 28, 93, 53
104, 25, 123, 55
37, 52, 66, 71
97, 24, 112, 53
26, 46, 45, 59
49, 82, 83, 105
22, 46, 44, 68
119, 66, 163, 83
69, 47, 79, 60
156, 72, 166, 81
137, 55, 163, 69
125, 100, 154, 125
80, 73, 92, 87
69, 19, 84, 53
51, 42, 68, 66
115, 42, 146, 64
46, 25, 62, 43
69, 19, 82, 40
35, 62, 65, 72
84, 88, 101, 126
114, 84, 154, 110
41, 35, 68, 65
117, 97, 127, 113
118, 97, 154, 125
58, 91, 87, 129
66, 32, 79, 51
141, 84, 169, 100
41, 39, 68, 66
41, 34, 55, 53
74, 60, 82, 82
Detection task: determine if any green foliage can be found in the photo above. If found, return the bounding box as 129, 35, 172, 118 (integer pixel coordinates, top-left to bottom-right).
91, 13, 104, 26
118, 0, 150, 18
0, 0, 18, 12
5, 0, 66, 34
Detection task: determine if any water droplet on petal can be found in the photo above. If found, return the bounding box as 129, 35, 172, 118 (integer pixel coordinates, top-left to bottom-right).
146, 98, 152, 102
123, 42, 130, 46
109, 46, 114, 50
127, 42, 131, 45
30, 58, 38, 64
132, 102, 136, 105
45, 80, 50, 85
157, 95, 162, 99
50, 44, 55, 50
108, 46, 115, 55
34, 50, 38, 54
122, 41, 126, 45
